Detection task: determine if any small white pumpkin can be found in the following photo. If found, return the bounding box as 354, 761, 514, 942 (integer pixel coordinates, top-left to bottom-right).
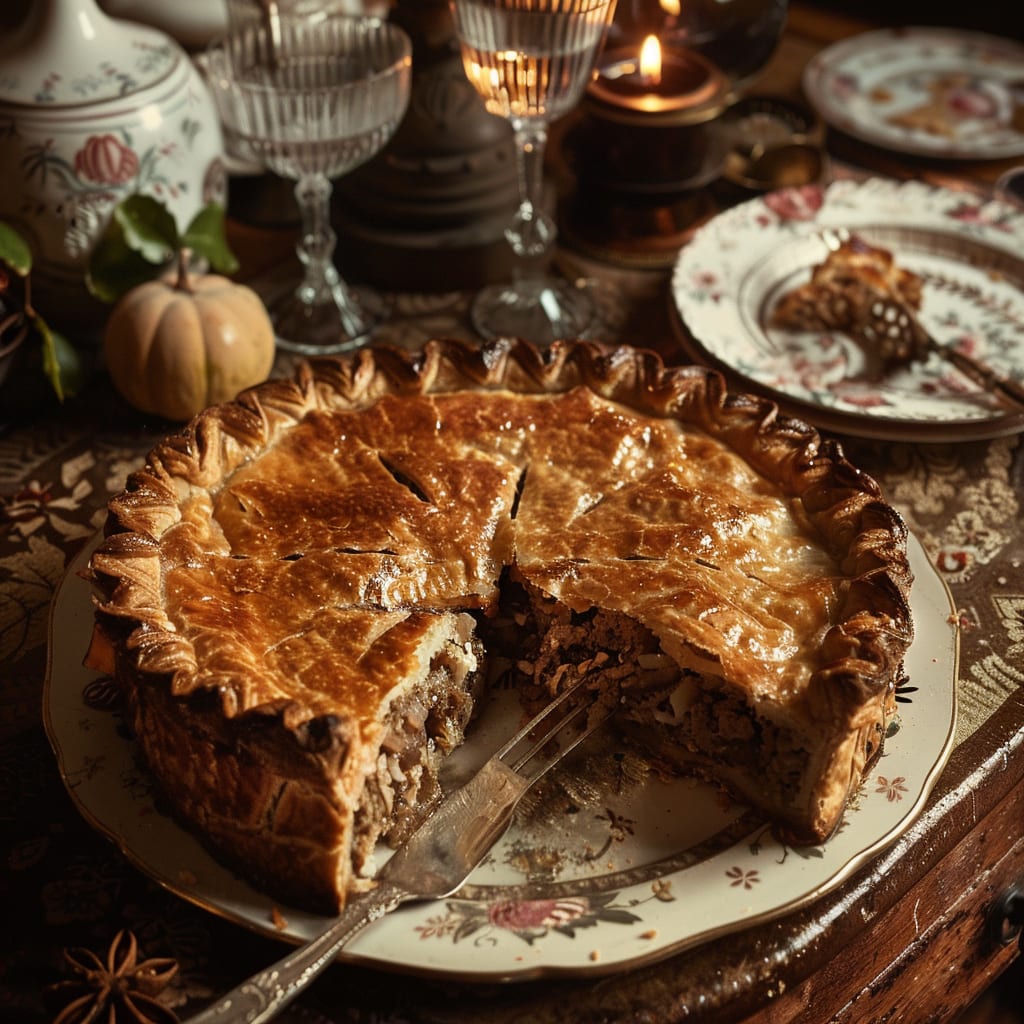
103, 256, 275, 421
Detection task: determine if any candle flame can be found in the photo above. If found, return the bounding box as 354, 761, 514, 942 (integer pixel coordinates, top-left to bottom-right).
659, 0, 681, 15
639, 34, 662, 85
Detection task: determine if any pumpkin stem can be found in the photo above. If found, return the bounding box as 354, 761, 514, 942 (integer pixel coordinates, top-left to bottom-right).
175, 248, 194, 294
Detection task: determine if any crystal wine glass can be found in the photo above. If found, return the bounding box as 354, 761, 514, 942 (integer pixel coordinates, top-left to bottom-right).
449, 0, 617, 343
206, 12, 412, 354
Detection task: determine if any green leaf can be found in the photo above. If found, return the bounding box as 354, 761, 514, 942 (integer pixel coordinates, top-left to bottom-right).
114, 194, 181, 264
35, 316, 85, 401
52, 328, 85, 398
86, 217, 164, 304
36, 315, 62, 401
183, 203, 239, 274
0, 223, 32, 277
87, 195, 241, 303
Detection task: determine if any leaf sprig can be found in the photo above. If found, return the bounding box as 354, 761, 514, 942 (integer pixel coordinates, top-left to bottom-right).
1, 198, 239, 401
0, 224, 82, 401
87, 196, 239, 305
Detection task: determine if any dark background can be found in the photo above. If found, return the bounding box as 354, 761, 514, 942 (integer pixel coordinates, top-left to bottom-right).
800, 0, 1020, 38
2, 1, 1019, 38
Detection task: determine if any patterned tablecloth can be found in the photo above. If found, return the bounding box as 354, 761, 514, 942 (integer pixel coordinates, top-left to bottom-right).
2, 226, 1022, 1023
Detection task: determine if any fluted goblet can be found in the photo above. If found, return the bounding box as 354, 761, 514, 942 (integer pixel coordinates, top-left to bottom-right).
207, 12, 411, 354
449, 0, 617, 343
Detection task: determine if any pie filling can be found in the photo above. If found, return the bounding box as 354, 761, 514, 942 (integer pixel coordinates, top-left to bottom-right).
85, 339, 913, 914
350, 629, 482, 875
494, 576, 872, 846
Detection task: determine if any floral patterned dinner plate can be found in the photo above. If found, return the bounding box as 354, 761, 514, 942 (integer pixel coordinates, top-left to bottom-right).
671, 177, 1024, 442
45, 526, 956, 982
802, 27, 1024, 160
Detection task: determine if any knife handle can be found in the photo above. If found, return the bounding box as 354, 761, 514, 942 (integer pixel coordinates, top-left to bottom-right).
184, 880, 407, 1024
942, 347, 1024, 410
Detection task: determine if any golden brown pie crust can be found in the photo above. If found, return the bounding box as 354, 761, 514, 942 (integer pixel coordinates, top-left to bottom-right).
85, 338, 914, 913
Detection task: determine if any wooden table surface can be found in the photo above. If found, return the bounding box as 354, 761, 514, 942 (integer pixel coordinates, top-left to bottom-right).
1, 4, 1022, 1023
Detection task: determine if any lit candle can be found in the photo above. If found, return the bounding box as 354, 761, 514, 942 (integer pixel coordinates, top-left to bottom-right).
594, 35, 665, 98
588, 35, 728, 124
639, 34, 662, 88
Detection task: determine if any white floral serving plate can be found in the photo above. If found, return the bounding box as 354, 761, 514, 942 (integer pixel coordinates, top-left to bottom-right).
803, 27, 1024, 160
45, 530, 956, 981
671, 177, 1024, 442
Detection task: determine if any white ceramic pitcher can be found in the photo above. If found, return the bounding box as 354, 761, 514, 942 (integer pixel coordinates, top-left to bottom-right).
0, 0, 226, 329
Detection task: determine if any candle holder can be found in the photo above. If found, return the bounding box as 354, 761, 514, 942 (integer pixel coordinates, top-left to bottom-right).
608, 0, 788, 98
557, 0, 790, 267
586, 44, 728, 124
560, 44, 731, 268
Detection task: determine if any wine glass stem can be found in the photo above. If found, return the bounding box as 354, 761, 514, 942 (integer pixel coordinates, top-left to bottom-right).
294, 173, 342, 306
508, 121, 556, 265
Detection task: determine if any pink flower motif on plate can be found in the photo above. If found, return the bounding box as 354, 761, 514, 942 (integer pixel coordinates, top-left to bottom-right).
488, 898, 588, 931
875, 775, 908, 802
763, 185, 825, 223
414, 891, 647, 948
946, 83, 998, 119
830, 388, 889, 409
945, 199, 1014, 233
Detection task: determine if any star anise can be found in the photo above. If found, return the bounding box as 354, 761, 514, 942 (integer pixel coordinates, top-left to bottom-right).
49, 929, 179, 1024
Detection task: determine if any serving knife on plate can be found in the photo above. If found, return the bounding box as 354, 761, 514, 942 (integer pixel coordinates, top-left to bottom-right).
863, 293, 1024, 411
185, 675, 614, 1023
811, 227, 1024, 413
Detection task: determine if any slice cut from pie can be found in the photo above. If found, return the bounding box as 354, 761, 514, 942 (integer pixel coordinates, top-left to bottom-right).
85, 338, 914, 913
769, 233, 929, 366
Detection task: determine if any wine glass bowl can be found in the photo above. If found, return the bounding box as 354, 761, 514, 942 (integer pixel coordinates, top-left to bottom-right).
206, 13, 411, 354
450, 0, 617, 343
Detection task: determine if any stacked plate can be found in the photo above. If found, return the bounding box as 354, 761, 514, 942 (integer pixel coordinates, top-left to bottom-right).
802, 27, 1024, 162
670, 177, 1024, 441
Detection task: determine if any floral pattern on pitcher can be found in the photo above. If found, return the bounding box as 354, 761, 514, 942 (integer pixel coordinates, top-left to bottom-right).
22, 41, 177, 105
0, 0, 225, 321
19, 123, 215, 259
